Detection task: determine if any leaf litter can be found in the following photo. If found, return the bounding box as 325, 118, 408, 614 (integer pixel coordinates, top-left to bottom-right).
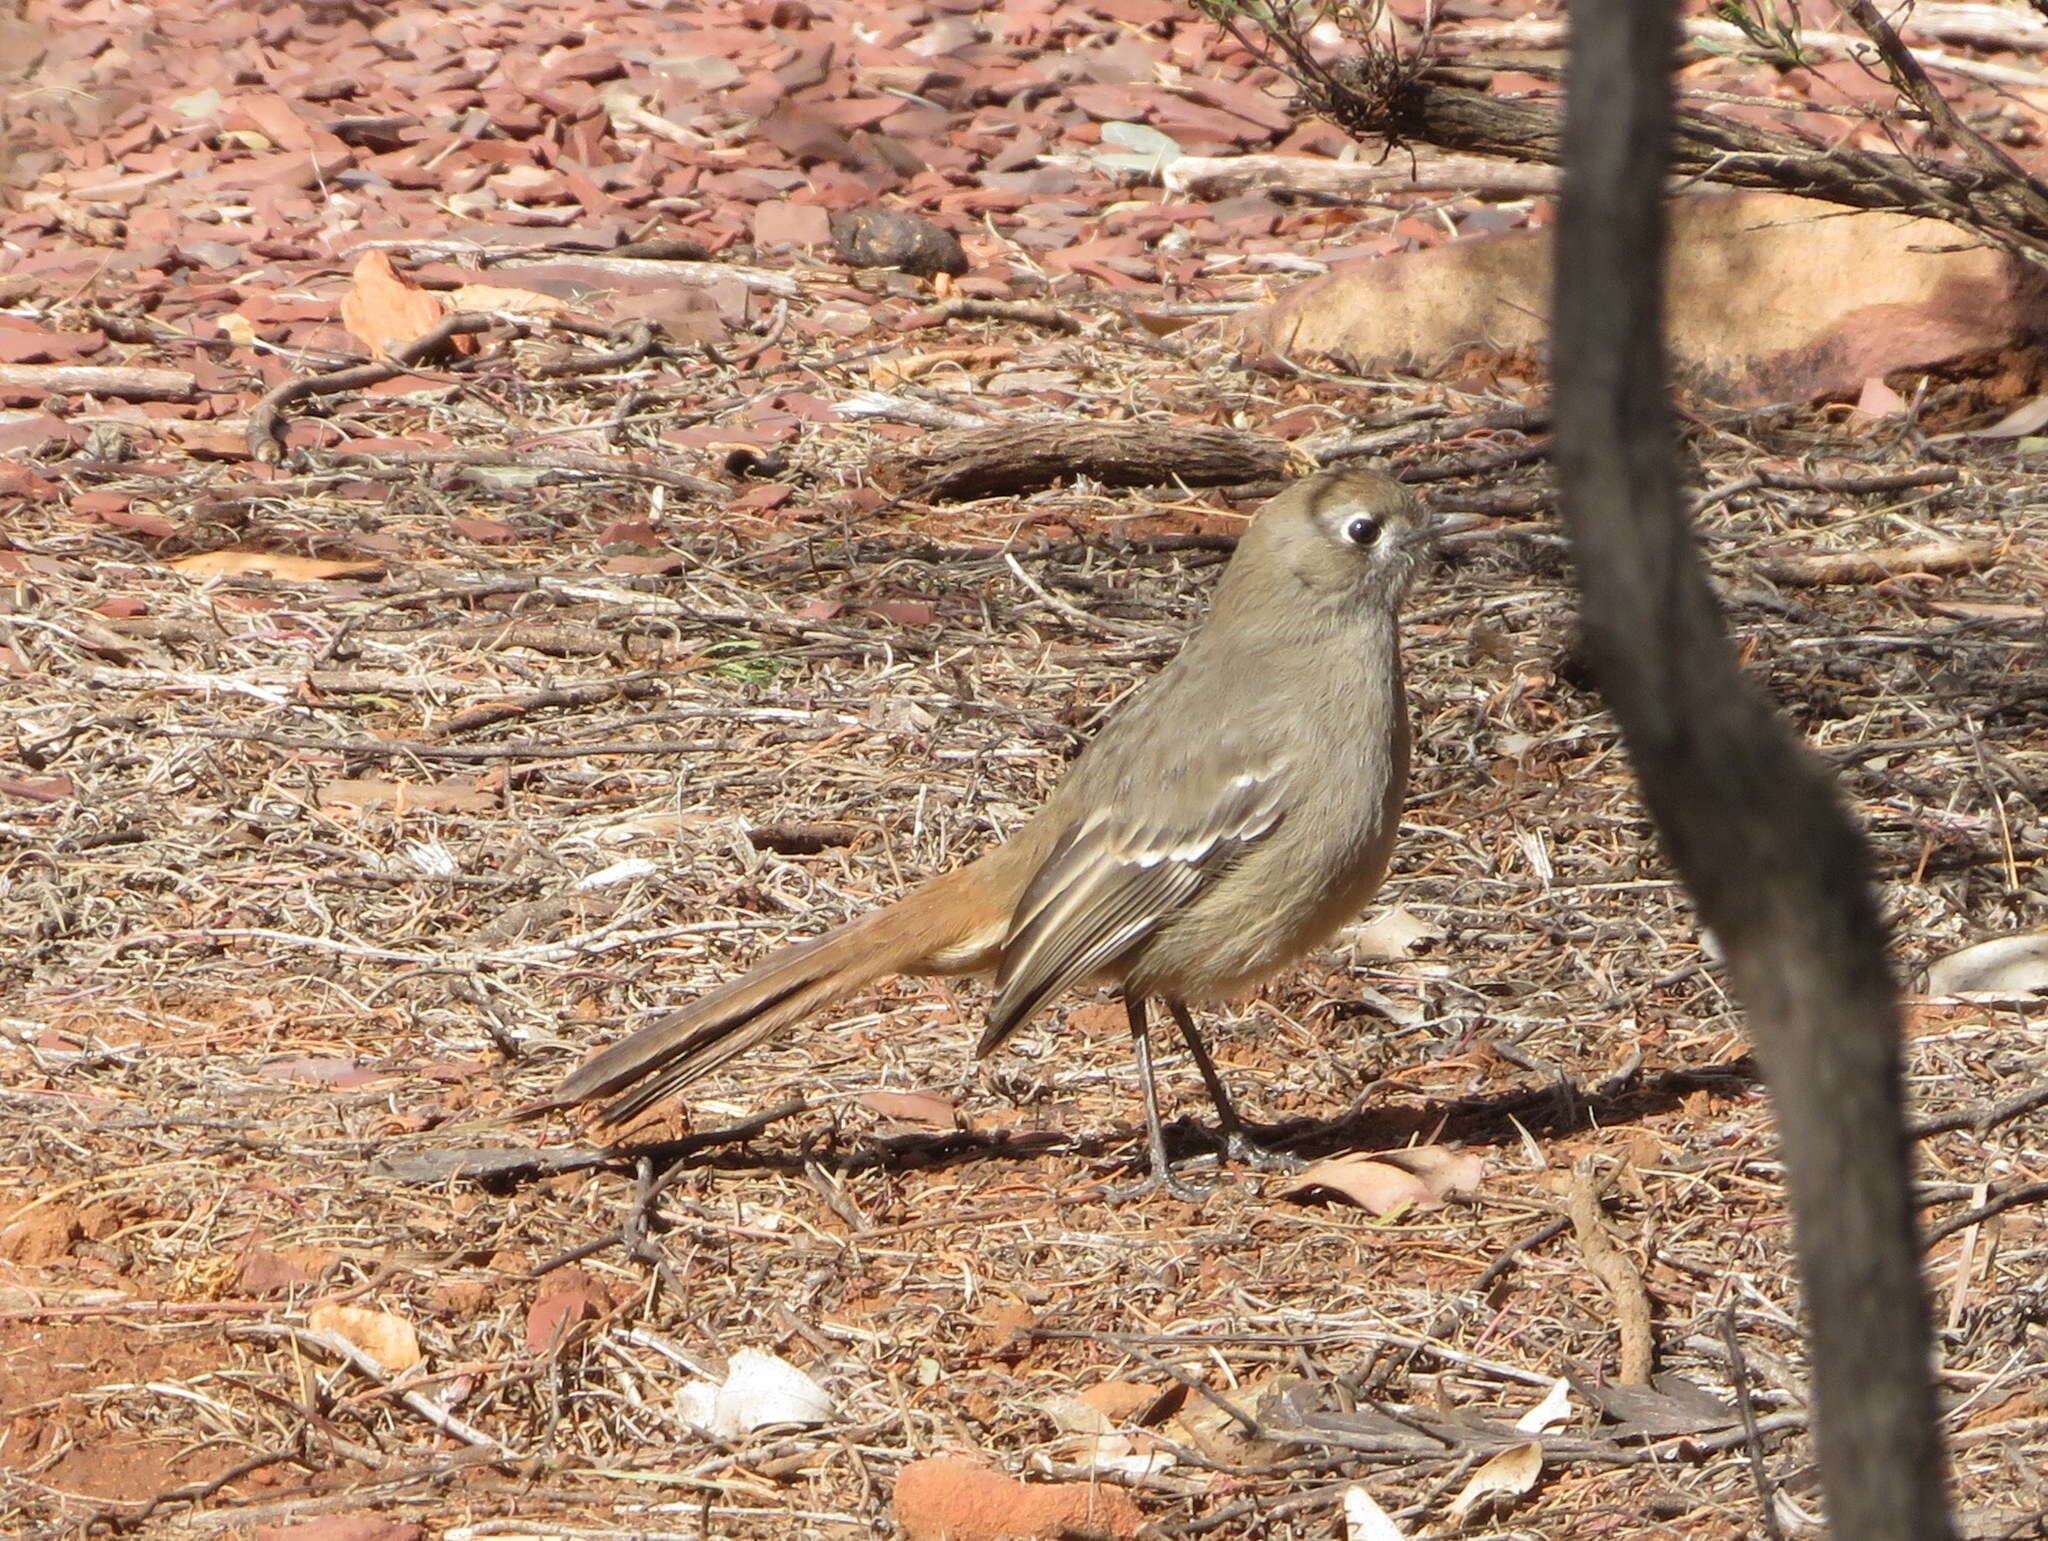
0, 0, 2045, 1536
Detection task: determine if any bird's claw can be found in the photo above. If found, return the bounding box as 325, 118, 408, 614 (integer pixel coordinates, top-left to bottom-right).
1216, 1126, 1304, 1173
1100, 1166, 1214, 1205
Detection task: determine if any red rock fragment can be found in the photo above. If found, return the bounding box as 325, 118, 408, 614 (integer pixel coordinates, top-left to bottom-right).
752, 202, 832, 250
894, 1456, 1142, 1541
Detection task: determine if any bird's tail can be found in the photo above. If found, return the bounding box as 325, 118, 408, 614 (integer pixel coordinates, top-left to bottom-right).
546, 867, 993, 1128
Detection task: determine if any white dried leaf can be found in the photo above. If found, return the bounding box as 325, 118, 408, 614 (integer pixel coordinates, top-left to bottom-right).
675, 1348, 834, 1437
574, 857, 658, 891
1515, 1378, 1573, 1434
1920, 932, 2048, 999
1041, 1392, 1114, 1436
1343, 1484, 1408, 1541
1348, 904, 1442, 961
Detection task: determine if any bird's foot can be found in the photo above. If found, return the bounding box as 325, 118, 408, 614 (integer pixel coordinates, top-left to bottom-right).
1099, 1164, 1214, 1205
1214, 1125, 1305, 1174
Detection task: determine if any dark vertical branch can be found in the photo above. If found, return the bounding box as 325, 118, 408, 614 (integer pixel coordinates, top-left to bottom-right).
1549, 5, 1955, 1540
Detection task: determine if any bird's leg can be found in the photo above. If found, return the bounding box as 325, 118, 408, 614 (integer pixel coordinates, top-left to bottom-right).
1103, 995, 1212, 1203
1165, 999, 1302, 1173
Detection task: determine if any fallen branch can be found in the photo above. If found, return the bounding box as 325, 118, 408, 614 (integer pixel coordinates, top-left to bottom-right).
234, 1323, 516, 1457
245, 311, 501, 461
0, 363, 196, 401
1757, 539, 1999, 586
1565, 1160, 1655, 1384
1165, 150, 1557, 202
330, 444, 725, 498
874, 420, 1300, 499
1923, 1178, 2048, 1244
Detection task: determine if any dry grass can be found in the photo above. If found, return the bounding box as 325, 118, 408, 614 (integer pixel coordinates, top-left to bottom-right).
3, 294, 2046, 1539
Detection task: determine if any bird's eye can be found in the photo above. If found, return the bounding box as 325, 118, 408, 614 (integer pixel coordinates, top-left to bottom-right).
1344, 514, 1382, 548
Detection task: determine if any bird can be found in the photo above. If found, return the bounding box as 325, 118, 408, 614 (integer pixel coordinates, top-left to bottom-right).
548, 467, 1436, 1195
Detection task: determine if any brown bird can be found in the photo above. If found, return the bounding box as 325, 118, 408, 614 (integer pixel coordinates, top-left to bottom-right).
551, 468, 1435, 1193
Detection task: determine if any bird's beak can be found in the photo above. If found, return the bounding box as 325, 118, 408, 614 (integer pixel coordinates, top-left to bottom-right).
1426, 512, 1494, 548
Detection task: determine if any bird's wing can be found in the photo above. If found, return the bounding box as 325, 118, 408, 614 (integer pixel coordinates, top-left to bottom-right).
977, 764, 1286, 1054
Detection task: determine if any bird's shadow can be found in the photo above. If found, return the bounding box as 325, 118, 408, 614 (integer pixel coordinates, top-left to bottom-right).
584, 1056, 1762, 1188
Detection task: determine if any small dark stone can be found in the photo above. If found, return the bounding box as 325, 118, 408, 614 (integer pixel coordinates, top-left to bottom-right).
828, 207, 968, 278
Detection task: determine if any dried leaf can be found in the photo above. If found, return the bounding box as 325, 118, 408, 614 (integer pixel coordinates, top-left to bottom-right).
169, 550, 384, 580
0, 775, 75, 803
525, 1287, 596, 1355
1851, 375, 1907, 420
1282, 1144, 1486, 1214
1348, 904, 1442, 960
574, 857, 658, 890
448, 282, 569, 316
1282, 1154, 1434, 1215
869, 345, 1012, 387
1446, 1439, 1542, 1520
94, 504, 179, 538
1967, 395, 2048, 438
867, 599, 936, 626
256, 1056, 381, 1088
1923, 599, 2042, 623
340, 250, 445, 361
857, 1089, 959, 1128
1343, 1484, 1408, 1541
1042, 1391, 1115, 1436
1921, 932, 2048, 999
1515, 1377, 1574, 1434
1078, 1379, 1167, 1425
318, 777, 497, 814
1569, 1370, 1736, 1438
676, 1347, 833, 1437
1377, 1144, 1488, 1199
308, 1302, 422, 1373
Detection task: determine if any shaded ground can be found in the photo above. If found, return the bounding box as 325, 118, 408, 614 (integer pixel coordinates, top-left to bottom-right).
4, 1, 2048, 1537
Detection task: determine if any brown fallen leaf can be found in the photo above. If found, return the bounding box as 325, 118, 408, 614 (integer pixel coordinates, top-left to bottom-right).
1851, 374, 1908, 420
1281, 1144, 1487, 1215
340, 250, 447, 361
318, 776, 498, 815
0, 775, 75, 803
857, 1089, 960, 1129
870, 345, 1014, 387
1446, 1438, 1543, 1520
1077, 1378, 1177, 1426
169, 550, 385, 580
448, 281, 570, 317
526, 1286, 598, 1355
307, 1302, 422, 1373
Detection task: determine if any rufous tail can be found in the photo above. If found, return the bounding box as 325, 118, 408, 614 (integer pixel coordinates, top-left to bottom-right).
548, 867, 994, 1127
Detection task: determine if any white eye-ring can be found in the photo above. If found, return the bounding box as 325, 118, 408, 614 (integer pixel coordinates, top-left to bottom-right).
1344, 514, 1382, 547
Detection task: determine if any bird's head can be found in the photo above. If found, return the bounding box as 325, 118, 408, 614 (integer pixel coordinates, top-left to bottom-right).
1227, 467, 1436, 613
